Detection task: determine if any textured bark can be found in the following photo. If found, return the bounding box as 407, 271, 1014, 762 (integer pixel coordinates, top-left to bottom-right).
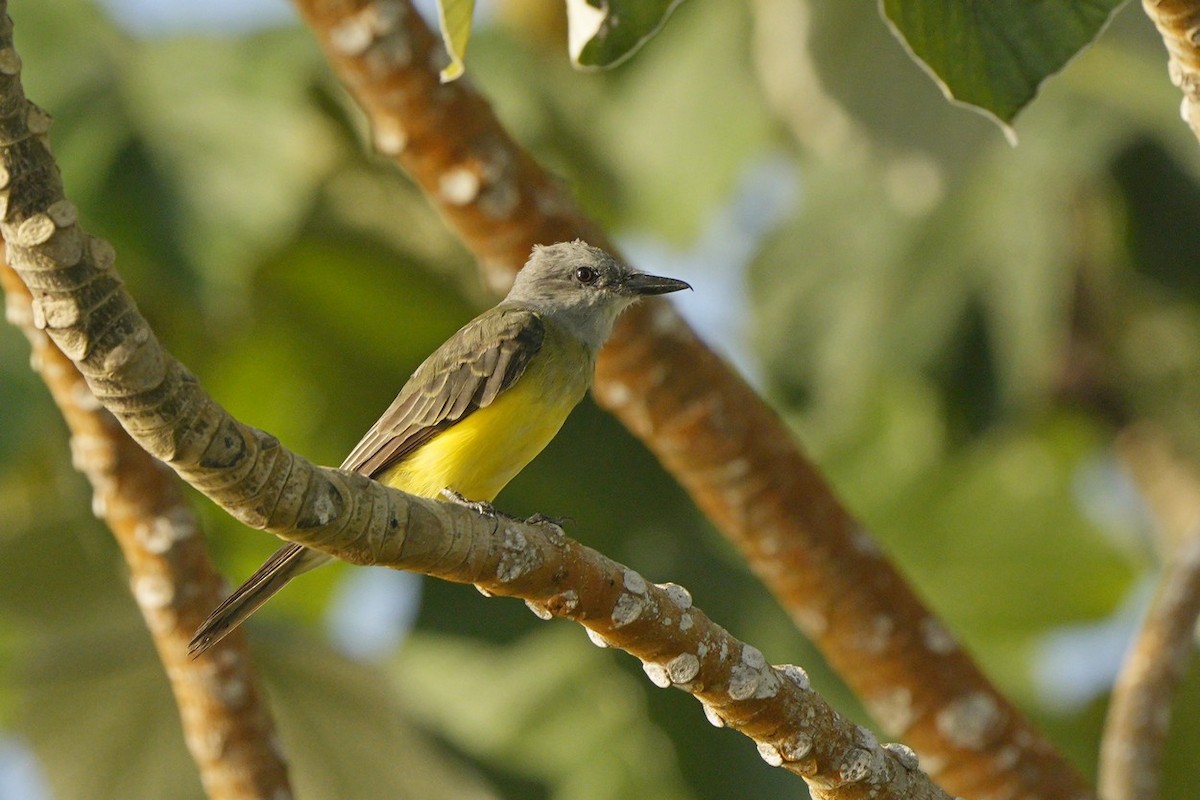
0, 264, 290, 797
1143, 0, 1200, 143
286, 1, 1095, 797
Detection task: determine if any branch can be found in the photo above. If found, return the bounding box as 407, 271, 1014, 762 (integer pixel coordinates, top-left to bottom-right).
1099, 428, 1200, 800
0, 256, 289, 794
1143, 0, 1200, 144
287, 1, 1094, 797
1099, 528, 1200, 800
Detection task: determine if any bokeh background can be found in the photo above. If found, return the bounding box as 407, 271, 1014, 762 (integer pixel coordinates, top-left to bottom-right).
3, 0, 1200, 797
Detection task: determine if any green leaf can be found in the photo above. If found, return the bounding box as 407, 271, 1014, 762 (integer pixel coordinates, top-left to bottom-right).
436, 0, 477, 82
881, 0, 1124, 127
567, 0, 687, 70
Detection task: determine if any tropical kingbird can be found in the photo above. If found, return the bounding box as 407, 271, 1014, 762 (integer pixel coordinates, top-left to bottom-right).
189, 240, 690, 656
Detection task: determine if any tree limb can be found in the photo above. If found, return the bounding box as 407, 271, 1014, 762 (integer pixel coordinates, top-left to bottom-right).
0, 258, 290, 796
1099, 528, 1200, 800
285, 1, 1095, 797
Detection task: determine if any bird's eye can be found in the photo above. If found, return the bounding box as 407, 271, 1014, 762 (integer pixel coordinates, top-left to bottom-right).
574, 266, 599, 285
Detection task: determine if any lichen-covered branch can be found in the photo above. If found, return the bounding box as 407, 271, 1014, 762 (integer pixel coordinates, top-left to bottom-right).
287, 1, 1094, 797
1143, 0, 1200, 143
0, 6, 952, 797
0, 261, 289, 796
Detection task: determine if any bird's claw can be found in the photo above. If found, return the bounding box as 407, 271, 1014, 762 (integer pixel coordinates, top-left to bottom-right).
440, 488, 497, 517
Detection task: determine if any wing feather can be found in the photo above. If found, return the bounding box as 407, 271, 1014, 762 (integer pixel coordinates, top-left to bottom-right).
340, 307, 545, 478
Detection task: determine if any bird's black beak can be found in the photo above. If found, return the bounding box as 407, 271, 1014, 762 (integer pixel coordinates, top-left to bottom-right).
621, 272, 692, 296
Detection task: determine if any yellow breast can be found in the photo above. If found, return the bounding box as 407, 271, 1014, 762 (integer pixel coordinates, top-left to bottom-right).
378, 325, 593, 502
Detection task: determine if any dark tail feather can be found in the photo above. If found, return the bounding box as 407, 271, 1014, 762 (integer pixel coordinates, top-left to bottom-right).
189, 543, 330, 658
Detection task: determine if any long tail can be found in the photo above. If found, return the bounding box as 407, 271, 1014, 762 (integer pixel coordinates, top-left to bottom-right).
189, 543, 331, 658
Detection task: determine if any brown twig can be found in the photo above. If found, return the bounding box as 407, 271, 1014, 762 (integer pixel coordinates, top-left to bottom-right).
287, 1, 1094, 796
1142, 0, 1200, 144
0, 264, 290, 796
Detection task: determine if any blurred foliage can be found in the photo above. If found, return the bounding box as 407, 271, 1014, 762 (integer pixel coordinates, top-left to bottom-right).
3, 0, 1200, 797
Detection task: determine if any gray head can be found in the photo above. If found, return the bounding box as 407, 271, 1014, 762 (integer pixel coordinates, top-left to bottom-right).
504, 240, 690, 349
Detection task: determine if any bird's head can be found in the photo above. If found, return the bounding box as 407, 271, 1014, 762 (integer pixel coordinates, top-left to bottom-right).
505, 240, 691, 349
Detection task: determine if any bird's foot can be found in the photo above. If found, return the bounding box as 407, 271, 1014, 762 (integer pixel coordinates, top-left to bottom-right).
440, 488, 497, 517
524, 512, 573, 529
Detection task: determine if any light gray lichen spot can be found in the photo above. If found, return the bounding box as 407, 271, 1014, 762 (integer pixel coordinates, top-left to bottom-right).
741, 645, 766, 669
133, 574, 174, 610
373, 122, 407, 155
496, 527, 540, 582
549, 589, 579, 613
585, 627, 610, 648
439, 167, 481, 205
779, 732, 813, 761
793, 605, 828, 636
777, 664, 811, 692
622, 569, 647, 595
702, 703, 726, 728
868, 687, 916, 735
838, 747, 873, 783
524, 599, 553, 620
936, 691, 1005, 750
882, 741, 919, 771
667, 652, 700, 684
679, 613, 693, 632
659, 582, 692, 609
610, 592, 645, 627
727, 663, 760, 700
642, 661, 671, 688
135, 509, 197, 554
756, 742, 783, 767
330, 15, 374, 55
16, 213, 55, 247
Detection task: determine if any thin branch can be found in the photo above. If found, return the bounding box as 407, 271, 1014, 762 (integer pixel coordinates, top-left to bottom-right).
287, 1, 1095, 797
0, 7, 954, 797
1098, 429, 1200, 800
1099, 527, 1200, 800
0, 263, 290, 795
1143, 0, 1200, 144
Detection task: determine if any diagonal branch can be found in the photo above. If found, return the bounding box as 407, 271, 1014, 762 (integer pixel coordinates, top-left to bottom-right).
0, 262, 289, 796
287, 1, 1094, 797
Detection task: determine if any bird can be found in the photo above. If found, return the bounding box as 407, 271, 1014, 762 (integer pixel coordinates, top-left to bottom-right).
189, 240, 690, 657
